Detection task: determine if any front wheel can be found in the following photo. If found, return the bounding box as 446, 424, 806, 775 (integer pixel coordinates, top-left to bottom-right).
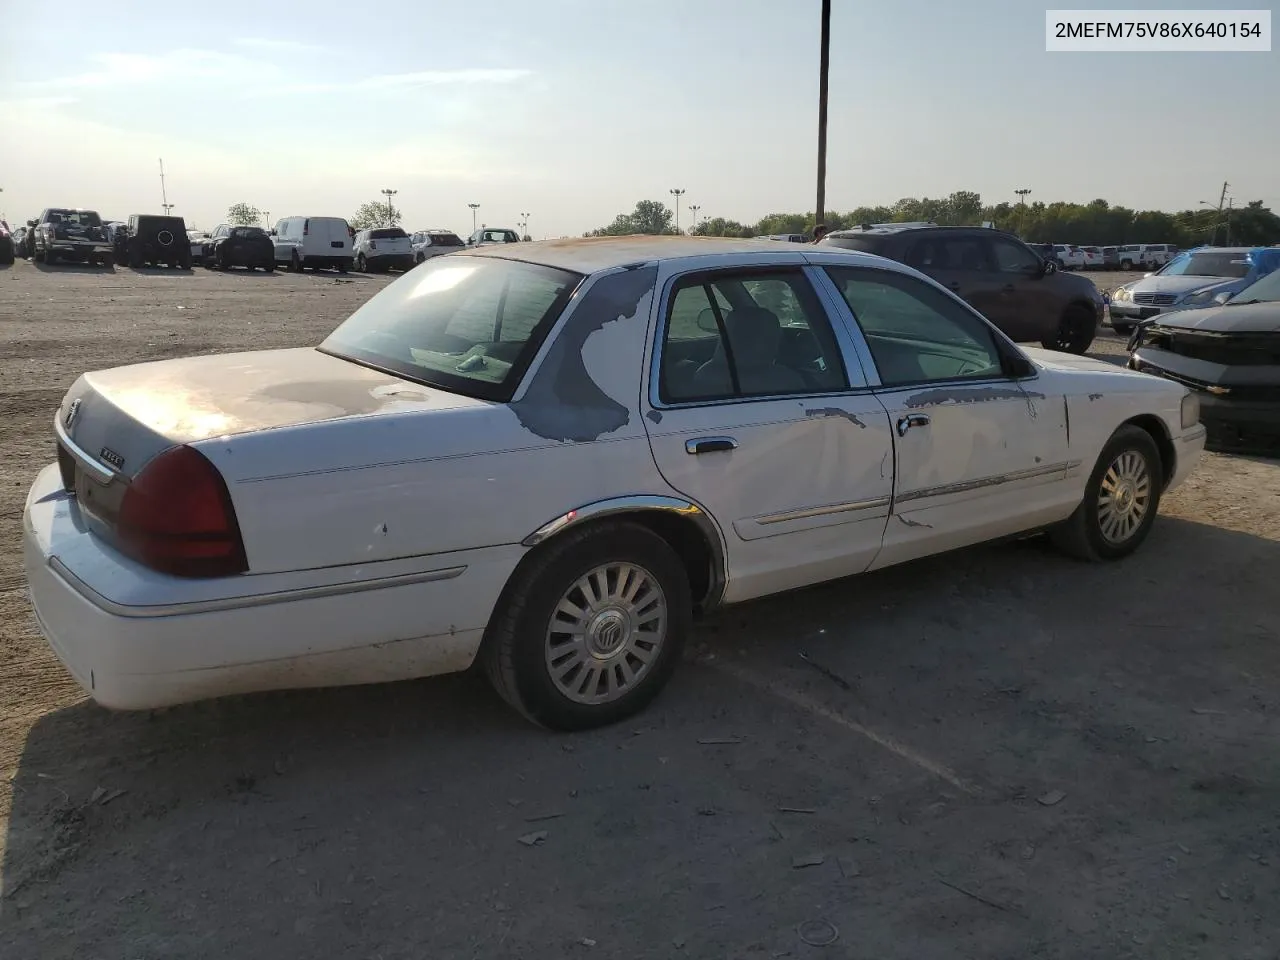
1042, 305, 1096, 355
482, 521, 692, 731
1050, 425, 1162, 562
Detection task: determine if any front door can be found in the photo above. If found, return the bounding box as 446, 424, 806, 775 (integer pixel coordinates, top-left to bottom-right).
643, 262, 895, 604
981, 233, 1058, 343
818, 263, 1071, 570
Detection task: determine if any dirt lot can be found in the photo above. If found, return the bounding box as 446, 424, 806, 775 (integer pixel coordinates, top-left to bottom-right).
2, 260, 1278, 959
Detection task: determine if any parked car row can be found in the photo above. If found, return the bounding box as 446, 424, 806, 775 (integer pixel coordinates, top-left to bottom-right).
1038, 243, 1177, 271
9, 205, 525, 276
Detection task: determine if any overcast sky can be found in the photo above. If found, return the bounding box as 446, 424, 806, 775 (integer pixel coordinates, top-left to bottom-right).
1, 0, 1275, 236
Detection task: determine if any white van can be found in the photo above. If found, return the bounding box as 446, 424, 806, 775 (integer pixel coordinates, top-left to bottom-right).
1116, 243, 1178, 270
271, 216, 354, 272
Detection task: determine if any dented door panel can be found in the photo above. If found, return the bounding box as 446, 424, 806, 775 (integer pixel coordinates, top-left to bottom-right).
871, 379, 1076, 570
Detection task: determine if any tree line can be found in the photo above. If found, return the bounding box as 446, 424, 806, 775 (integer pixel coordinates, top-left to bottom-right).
587, 192, 1280, 247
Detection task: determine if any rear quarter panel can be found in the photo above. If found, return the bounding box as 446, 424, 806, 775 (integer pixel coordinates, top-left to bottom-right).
195, 265, 672, 575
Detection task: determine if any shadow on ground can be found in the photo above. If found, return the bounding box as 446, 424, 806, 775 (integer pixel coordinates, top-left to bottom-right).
4, 517, 1279, 959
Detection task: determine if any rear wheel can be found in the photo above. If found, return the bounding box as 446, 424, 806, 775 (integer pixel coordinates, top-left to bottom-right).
483, 521, 691, 731
264, 261, 275, 273
356, 253, 368, 272
1050, 425, 1162, 562
291, 251, 302, 273
1042, 304, 1096, 355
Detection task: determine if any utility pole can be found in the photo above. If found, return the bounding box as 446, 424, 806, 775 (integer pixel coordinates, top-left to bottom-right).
159, 158, 173, 214
1015, 188, 1031, 206
815, 0, 831, 228
468, 203, 480, 233
520, 211, 530, 239
1212, 180, 1229, 244
669, 188, 685, 232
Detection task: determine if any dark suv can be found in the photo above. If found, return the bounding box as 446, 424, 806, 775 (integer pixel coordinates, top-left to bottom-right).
125, 214, 191, 269
821, 225, 1104, 353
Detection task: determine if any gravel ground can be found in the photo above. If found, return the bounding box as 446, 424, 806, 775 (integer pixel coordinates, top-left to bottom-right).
1, 260, 1278, 959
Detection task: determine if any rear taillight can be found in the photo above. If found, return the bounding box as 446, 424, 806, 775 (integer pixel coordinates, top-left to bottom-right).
117, 445, 248, 578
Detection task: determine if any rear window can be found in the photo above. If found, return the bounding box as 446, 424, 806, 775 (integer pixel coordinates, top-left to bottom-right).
370, 228, 407, 240
320, 257, 582, 402
231, 227, 266, 238
48, 210, 102, 228
429, 232, 464, 246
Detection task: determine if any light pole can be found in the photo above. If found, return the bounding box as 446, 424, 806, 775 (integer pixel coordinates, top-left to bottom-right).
381, 188, 398, 227
1015, 188, 1031, 206
816, 0, 831, 228
468, 203, 480, 233
688, 204, 701, 234
669, 188, 685, 233
520, 211, 530, 239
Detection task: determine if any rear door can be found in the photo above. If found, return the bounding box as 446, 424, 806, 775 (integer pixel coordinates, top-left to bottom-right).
642, 258, 895, 603
902, 232, 1005, 325
322, 218, 351, 255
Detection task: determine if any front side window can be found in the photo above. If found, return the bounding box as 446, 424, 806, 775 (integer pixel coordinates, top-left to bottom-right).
321, 257, 582, 402
660, 269, 847, 402
990, 237, 1042, 274
824, 266, 1004, 387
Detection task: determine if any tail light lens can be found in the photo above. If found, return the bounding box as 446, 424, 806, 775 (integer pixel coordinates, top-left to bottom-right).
117, 445, 248, 578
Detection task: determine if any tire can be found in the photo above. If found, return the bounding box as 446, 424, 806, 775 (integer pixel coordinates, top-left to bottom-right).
1042, 304, 1096, 355
338, 259, 349, 274
356, 253, 367, 272
128, 243, 144, 270
179, 252, 192, 270
1120, 260, 1132, 270
291, 252, 302, 273
1050, 425, 1163, 562
264, 261, 275, 273
45, 248, 58, 265
0, 242, 15, 266
482, 521, 692, 731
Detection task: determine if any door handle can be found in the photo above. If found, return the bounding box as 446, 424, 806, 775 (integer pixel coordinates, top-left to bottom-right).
685, 436, 738, 455
896, 414, 931, 437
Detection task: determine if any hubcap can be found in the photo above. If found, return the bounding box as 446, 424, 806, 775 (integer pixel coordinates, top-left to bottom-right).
544, 563, 667, 705
1097, 449, 1152, 544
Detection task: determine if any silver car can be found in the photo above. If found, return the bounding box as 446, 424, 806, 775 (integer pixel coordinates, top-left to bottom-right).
1109, 246, 1280, 334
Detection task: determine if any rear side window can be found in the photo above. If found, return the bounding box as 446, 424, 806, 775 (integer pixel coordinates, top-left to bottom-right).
659, 268, 847, 403
321, 257, 581, 401
904, 236, 989, 271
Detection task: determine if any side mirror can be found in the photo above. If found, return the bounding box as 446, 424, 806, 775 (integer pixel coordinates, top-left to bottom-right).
1213, 291, 1233, 305
1041, 258, 1058, 276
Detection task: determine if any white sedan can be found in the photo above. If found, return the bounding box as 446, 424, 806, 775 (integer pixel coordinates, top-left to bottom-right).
24, 237, 1206, 729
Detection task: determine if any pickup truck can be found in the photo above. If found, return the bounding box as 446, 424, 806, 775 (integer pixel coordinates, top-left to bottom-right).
29, 208, 113, 266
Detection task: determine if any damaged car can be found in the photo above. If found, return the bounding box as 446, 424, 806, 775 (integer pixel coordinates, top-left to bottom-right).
1128, 265, 1280, 452
24, 237, 1204, 730
29, 208, 114, 266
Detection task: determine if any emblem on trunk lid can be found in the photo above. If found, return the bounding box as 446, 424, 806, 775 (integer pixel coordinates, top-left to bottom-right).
64, 398, 81, 429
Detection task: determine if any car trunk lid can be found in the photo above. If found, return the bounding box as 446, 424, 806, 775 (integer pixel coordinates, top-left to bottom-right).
54, 347, 484, 547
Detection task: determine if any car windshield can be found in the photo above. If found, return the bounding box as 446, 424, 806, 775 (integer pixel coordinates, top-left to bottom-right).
48, 210, 102, 228
1229, 266, 1280, 304
1158, 251, 1252, 279
370, 228, 407, 240
320, 256, 582, 402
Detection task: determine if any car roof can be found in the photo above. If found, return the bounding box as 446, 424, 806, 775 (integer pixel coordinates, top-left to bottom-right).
457, 235, 820, 273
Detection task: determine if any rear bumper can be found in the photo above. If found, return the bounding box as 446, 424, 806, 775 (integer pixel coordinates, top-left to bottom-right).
46, 240, 111, 257
364, 253, 414, 270
22, 463, 519, 710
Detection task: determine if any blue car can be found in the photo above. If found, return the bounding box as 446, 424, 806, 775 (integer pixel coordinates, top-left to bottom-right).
1108, 246, 1280, 334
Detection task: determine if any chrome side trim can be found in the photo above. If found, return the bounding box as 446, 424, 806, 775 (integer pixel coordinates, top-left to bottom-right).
896, 461, 1078, 505
54, 414, 121, 485
754, 495, 891, 525
48, 558, 466, 619
521, 495, 728, 612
